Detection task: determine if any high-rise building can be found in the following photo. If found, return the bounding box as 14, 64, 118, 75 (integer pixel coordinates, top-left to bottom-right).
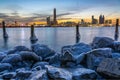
46, 16, 51, 26
92, 15, 98, 24
53, 8, 57, 25
99, 15, 105, 24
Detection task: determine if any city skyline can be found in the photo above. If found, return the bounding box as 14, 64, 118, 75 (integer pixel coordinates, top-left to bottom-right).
0, 0, 120, 24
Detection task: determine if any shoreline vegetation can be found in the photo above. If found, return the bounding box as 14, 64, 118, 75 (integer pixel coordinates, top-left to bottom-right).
0, 37, 120, 79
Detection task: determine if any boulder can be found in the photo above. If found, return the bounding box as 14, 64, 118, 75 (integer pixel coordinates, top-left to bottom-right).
31, 44, 55, 60
86, 48, 112, 70
16, 70, 32, 79
111, 41, 120, 52
19, 51, 41, 62
97, 58, 120, 79
66, 68, 98, 80
2, 72, 16, 79
112, 53, 120, 58
1, 54, 22, 65
29, 70, 48, 80
32, 66, 42, 71
0, 52, 7, 62
45, 65, 72, 80
6, 46, 30, 54
62, 43, 92, 56
32, 62, 49, 69
0, 63, 12, 72
61, 50, 76, 67
91, 37, 114, 49
49, 53, 61, 67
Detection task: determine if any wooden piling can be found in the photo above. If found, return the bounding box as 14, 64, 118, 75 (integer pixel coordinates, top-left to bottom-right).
2, 21, 8, 38
76, 24, 80, 43
30, 25, 38, 42
114, 19, 119, 41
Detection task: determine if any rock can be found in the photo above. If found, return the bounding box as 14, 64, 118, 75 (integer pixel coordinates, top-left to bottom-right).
31, 44, 55, 60
2, 72, 16, 79
76, 52, 87, 65
66, 68, 98, 80
49, 53, 61, 67
14, 46, 30, 51
19, 51, 41, 62
86, 48, 112, 70
16, 70, 32, 79
91, 37, 114, 49
1, 54, 22, 65
32, 66, 42, 71
32, 62, 49, 69
97, 58, 120, 79
62, 43, 92, 56
0, 52, 7, 62
45, 65, 72, 80
0, 63, 12, 72
61, 50, 76, 67
112, 53, 120, 58
29, 70, 48, 80
111, 41, 120, 52
6, 46, 30, 54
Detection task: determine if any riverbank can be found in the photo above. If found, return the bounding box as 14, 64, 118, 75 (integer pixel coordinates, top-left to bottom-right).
0, 37, 120, 79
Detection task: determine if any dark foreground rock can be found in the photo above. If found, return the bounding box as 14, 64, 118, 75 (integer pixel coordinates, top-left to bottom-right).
97, 58, 120, 79
29, 70, 48, 80
91, 37, 114, 49
66, 68, 98, 80
0, 63, 12, 72
45, 65, 72, 80
31, 44, 55, 60
0, 37, 119, 79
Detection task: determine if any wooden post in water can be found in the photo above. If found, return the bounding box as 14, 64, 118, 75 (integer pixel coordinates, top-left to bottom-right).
30, 25, 38, 43
76, 24, 80, 43
114, 19, 119, 41
2, 21, 8, 38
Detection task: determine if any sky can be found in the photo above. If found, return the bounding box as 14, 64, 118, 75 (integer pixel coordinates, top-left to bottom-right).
0, 0, 120, 23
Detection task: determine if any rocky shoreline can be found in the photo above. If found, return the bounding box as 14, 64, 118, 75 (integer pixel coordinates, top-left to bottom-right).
0, 37, 120, 80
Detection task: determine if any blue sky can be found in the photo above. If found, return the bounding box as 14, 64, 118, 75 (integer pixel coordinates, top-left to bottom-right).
0, 0, 120, 22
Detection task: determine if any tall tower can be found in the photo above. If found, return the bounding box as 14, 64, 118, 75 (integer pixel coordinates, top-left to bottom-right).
92, 15, 94, 24
53, 8, 57, 25
102, 15, 105, 24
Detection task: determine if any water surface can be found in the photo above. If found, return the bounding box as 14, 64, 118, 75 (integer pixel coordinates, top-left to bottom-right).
0, 27, 119, 52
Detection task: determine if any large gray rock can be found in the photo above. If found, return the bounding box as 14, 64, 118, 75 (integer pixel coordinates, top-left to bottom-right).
91, 37, 114, 49
29, 70, 48, 80
32, 62, 49, 69
31, 44, 55, 60
76, 48, 112, 70
61, 50, 76, 67
49, 53, 61, 67
86, 48, 112, 69
0, 63, 12, 72
16, 70, 32, 79
2, 72, 16, 79
0, 52, 7, 62
1, 54, 22, 65
5, 46, 30, 54
66, 68, 98, 80
112, 53, 120, 58
62, 43, 92, 56
111, 41, 120, 52
45, 65, 72, 80
97, 58, 120, 79
19, 51, 41, 62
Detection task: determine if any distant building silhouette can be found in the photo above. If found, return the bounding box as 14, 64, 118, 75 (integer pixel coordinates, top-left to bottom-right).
46, 16, 51, 26
92, 15, 98, 24
53, 8, 57, 25
99, 15, 105, 24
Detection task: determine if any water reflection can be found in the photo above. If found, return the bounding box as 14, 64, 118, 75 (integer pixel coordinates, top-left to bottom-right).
0, 27, 119, 52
